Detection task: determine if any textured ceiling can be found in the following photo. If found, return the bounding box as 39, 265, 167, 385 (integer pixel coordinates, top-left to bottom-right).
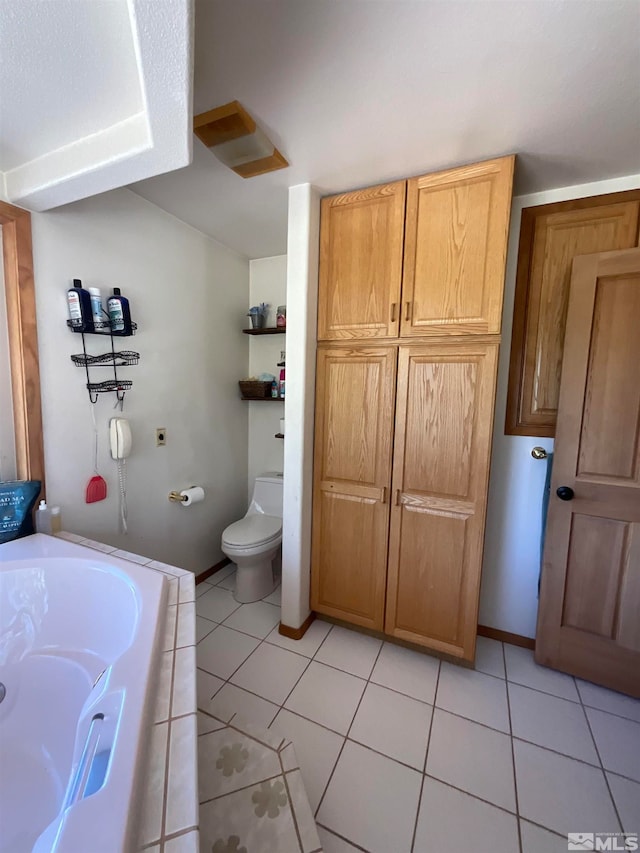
0, 0, 193, 212
0, 0, 142, 171
131, 0, 640, 258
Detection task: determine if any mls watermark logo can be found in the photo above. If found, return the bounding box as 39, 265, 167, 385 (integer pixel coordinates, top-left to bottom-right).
568, 833, 639, 851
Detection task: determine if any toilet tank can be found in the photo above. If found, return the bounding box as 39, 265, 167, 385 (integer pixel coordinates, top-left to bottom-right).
250, 473, 284, 518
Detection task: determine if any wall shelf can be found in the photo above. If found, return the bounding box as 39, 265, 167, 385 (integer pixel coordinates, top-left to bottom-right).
242, 327, 285, 336
240, 396, 284, 402
275, 433, 284, 439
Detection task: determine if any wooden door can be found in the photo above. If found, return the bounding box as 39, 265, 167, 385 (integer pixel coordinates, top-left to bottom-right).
506, 192, 640, 437
401, 156, 514, 337
536, 248, 640, 697
311, 346, 397, 630
317, 182, 406, 340
385, 342, 499, 660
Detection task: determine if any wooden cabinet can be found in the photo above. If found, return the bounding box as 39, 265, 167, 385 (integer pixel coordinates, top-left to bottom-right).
317, 157, 514, 342
385, 343, 499, 659
402, 157, 514, 336
312, 156, 513, 662
311, 346, 397, 630
506, 192, 640, 437
317, 182, 406, 340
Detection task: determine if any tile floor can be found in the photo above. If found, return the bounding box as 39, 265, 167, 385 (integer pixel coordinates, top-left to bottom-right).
196, 567, 640, 853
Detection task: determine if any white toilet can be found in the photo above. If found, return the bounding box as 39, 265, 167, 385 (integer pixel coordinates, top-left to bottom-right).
221, 473, 283, 603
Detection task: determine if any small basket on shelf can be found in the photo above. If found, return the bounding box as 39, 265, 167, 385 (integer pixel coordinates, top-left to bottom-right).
239, 380, 272, 399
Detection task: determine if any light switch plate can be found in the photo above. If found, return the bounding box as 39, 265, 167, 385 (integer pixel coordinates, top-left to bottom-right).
156, 428, 167, 446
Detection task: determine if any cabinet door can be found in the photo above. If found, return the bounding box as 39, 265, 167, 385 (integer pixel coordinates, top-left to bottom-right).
311, 346, 397, 630
317, 182, 406, 340
385, 343, 499, 660
401, 156, 514, 336
505, 192, 640, 437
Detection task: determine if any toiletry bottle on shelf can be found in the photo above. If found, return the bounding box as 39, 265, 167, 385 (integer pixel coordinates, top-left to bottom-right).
271, 379, 279, 398
279, 366, 285, 399
88, 287, 107, 332
35, 499, 52, 534
107, 287, 132, 335
67, 279, 94, 332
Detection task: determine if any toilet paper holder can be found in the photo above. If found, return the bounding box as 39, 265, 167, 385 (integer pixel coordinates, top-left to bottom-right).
168, 490, 189, 503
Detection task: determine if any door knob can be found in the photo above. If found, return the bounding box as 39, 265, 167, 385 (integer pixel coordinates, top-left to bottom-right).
556, 486, 574, 501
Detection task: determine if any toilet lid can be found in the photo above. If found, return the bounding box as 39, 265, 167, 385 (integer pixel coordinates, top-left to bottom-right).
222, 514, 282, 547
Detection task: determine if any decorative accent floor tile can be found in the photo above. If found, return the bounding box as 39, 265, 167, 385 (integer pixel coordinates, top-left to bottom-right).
198, 715, 322, 853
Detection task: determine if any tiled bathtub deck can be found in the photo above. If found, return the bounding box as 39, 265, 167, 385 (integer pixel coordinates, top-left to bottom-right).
196, 567, 640, 853
56, 531, 199, 852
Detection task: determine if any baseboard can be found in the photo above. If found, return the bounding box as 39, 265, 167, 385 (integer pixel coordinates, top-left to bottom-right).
196, 557, 231, 585
478, 624, 535, 650
278, 611, 316, 640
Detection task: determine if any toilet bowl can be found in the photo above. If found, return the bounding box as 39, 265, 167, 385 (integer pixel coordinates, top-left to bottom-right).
221, 473, 283, 603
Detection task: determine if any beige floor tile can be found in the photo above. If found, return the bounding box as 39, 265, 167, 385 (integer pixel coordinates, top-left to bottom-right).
509, 682, 599, 764
414, 777, 519, 853
514, 739, 620, 837
349, 682, 432, 769
504, 645, 578, 701
426, 709, 516, 812
317, 740, 422, 853
231, 642, 309, 704
586, 707, 640, 781
197, 625, 260, 680
271, 708, 344, 813
370, 641, 439, 704
436, 662, 510, 732
284, 661, 366, 735
265, 619, 332, 657
314, 625, 382, 678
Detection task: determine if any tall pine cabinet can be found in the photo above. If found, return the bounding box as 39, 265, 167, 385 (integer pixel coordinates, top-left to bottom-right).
311, 156, 514, 661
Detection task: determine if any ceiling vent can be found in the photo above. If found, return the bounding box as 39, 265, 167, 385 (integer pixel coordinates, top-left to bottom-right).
193, 100, 289, 178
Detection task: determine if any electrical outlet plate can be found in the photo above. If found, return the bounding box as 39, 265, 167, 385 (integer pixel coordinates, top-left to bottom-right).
156, 428, 166, 446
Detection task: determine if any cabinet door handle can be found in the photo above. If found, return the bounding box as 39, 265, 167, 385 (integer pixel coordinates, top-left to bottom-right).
390, 303, 397, 322
380, 487, 387, 503
394, 489, 401, 506
405, 301, 412, 321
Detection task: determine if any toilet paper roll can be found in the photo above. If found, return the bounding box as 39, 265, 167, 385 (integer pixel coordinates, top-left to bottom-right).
180, 486, 205, 507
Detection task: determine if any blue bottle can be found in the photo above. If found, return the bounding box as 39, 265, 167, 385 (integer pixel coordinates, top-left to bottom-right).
67, 279, 95, 332
107, 287, 132, 336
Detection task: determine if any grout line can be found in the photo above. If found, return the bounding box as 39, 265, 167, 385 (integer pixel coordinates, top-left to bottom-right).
158, 595, 180, 850
503, 644, 523, 853
198, 772, 285, 806
576, 682, 625, 831
410, 658, 441, 852
277, 753, 305, 853
315, 823, 370, 853
313, 640, 384, 822
423, 770, 520, 818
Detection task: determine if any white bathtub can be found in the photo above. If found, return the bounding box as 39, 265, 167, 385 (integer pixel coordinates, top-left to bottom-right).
0, 534, 167, 853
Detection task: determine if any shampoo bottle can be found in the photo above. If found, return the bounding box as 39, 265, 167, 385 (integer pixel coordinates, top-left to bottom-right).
107, 287, 132, 336
279, 366, 285, 399
35, 499, 52, 534
88, 287, 107, 332
67, 279, 94, 332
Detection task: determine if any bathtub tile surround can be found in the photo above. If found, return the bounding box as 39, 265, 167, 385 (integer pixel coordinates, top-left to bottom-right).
54, 531, 200, 851
196, 569, 640, 852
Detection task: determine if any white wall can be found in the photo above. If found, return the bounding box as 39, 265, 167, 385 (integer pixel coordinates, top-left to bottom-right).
479, 172, 640, 638
281, 184, 320, 630
31, 188, 250, 572
247, 256, 286, 495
